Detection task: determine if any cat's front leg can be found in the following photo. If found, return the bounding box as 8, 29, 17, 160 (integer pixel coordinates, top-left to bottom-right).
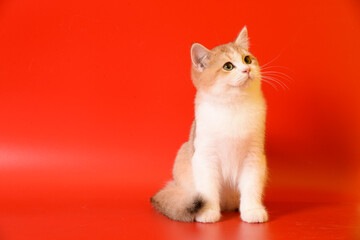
238, 153, 268, 223
192, 149, 221, 223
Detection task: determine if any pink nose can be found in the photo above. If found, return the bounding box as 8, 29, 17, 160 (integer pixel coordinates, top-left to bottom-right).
242, 67, 250, 73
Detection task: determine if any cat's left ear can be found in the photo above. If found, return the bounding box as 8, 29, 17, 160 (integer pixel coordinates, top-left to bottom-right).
234, 26, 249, 50
191, 43, 211, 72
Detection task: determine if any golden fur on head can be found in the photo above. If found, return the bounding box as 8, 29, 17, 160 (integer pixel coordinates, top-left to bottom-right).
190, 28, 262, 97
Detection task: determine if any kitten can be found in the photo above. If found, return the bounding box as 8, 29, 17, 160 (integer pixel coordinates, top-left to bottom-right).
151, 26, 268, 223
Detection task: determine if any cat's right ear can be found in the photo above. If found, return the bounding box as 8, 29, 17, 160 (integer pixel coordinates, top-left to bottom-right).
234, 26, 249, 50
191, 43, 211, 72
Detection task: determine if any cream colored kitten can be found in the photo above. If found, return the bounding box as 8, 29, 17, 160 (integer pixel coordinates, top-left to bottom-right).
151, 26, 268, 223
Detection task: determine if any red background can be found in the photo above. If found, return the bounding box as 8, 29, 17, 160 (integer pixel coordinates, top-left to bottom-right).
0, 0, 359, 239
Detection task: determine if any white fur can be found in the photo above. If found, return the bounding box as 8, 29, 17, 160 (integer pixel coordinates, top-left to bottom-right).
193, 80, 268, 223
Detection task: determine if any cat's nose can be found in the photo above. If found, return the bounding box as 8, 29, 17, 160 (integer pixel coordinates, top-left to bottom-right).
242, 67, 250, 74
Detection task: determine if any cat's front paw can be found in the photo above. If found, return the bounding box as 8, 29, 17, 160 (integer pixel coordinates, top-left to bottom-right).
241, 208, 268, 223
195, 208, 221, 223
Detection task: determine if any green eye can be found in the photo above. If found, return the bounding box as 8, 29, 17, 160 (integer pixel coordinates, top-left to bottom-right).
244, 55, 252, 64
223, 62, 234, 71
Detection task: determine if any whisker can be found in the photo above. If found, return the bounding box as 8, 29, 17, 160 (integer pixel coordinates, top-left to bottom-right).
262, 76, 289, 90
260, 53, 282, 69
260, 65, 293, 72
261, 71, 293, 81
261, 79, 279, 91
265, 78, 289, 91
263, 78, 286, 91
262, 73, 292, 83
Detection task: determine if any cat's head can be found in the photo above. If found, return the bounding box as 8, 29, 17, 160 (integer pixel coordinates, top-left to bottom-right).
191, 27, 261, 96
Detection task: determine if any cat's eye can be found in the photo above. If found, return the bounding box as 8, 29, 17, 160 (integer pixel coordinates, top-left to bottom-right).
244, 55, 252, 64
223, 62, 234, 71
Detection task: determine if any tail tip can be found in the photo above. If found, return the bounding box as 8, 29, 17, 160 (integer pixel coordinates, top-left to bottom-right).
186, 196, 205, 214
150, 196, 157, 205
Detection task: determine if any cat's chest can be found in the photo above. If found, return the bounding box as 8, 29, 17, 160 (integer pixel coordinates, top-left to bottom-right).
195, 100, 264, 140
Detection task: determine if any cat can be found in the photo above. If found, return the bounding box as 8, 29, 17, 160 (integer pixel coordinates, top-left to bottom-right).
151, 26, 268, 223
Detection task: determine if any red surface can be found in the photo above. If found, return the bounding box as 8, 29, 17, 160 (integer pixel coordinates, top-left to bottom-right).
0, 0, 360, 239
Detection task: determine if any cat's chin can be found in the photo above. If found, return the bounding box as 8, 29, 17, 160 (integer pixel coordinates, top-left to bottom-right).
229, 77, 252, 88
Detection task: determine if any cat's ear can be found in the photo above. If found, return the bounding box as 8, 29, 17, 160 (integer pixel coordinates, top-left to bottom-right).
191, 43, 211, 72
234, 26, 249, 50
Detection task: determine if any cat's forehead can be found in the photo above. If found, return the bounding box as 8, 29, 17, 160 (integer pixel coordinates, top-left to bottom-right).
211, 43, 249, 62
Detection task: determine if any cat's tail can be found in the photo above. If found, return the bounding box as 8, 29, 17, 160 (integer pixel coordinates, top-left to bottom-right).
150, 181, 204, 222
